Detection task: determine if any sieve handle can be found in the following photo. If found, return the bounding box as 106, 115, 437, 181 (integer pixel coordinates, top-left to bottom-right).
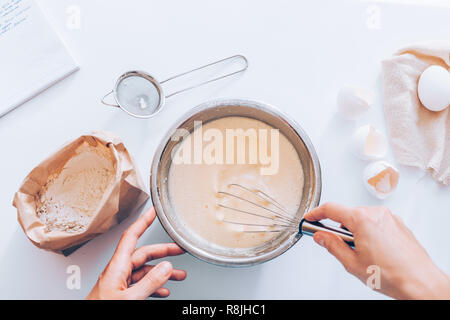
101, 90, 120, 108
160, 55, 249, 98
299, 219, 355, 248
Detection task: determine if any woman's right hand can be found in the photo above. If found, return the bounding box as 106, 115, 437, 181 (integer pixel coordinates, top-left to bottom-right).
304, 203, 450, 299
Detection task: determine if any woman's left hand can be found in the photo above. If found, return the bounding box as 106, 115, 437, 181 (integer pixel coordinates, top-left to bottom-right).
87, 208, 187, 300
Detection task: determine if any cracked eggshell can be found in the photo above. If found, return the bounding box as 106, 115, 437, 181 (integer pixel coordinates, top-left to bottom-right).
418, 65, 450, 112
352, 125, 387, 160
363, 161, 399, 199
337, 86, 374, 120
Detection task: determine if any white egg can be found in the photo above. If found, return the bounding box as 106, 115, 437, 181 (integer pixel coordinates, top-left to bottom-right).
363, 161, 399, 199
417, 65, 450, 112
352, 125, 387, 160
337, 86, 373, 120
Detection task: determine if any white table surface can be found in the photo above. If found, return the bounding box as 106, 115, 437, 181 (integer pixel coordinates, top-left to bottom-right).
1, 0, 449, 300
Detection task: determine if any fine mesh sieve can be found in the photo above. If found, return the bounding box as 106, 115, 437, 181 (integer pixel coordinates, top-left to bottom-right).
150, 99, 322, 267
101, 55, 248, 119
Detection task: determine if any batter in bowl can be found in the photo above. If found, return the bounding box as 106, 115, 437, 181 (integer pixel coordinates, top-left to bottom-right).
168, 116, 304, 249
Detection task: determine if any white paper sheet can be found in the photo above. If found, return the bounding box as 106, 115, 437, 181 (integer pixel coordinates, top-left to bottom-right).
0, 0, 79, 116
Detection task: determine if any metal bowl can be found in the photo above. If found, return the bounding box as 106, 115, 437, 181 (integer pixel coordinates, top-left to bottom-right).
150, 99, 321, 267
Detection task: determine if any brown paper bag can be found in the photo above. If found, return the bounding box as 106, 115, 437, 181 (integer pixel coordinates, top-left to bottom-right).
12, 131, 149, 254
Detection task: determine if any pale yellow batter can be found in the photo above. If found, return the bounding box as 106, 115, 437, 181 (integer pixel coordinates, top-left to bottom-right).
168, 117, 304, 249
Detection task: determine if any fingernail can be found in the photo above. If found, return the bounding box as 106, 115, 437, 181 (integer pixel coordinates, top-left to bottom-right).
314, 236, 325, 247
156, 261, 172, 276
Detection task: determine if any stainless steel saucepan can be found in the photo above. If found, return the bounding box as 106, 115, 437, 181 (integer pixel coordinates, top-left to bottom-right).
151, 99, 353, 267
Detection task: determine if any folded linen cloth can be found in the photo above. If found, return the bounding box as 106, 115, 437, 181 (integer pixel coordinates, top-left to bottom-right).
381, 41, 450, 185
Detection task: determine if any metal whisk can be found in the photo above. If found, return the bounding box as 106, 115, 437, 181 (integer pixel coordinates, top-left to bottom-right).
217, 184, 354, 248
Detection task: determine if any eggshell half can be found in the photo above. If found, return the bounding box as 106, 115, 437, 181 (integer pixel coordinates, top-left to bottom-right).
363, 161, 399, 199
337, 86, 374, 120
352, 125, 387, 160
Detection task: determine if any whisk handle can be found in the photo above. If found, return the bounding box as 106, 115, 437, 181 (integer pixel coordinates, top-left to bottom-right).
299, 219, 355, 248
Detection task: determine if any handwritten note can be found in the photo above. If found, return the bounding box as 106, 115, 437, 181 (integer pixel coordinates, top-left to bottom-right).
0, 0, 31, 36
0, 0, 79, 116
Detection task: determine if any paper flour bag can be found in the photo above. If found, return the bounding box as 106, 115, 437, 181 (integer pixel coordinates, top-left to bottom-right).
13, 131, 149, 255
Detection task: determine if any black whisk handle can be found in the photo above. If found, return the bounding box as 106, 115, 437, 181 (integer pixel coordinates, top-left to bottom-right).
299, 219, 355, 248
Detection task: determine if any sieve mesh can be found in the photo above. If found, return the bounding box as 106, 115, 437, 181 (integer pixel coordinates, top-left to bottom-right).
115, 74, 163, 117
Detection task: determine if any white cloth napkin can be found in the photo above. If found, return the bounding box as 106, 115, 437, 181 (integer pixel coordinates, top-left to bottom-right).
0, 0, 79, 116
381, 41, 450, 185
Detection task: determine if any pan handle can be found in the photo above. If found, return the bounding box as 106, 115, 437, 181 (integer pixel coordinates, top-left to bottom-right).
299, 218, 355, 248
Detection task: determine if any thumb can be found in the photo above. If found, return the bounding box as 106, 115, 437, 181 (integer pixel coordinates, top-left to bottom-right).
128, 261, 173, 299
314, 231, 358, 274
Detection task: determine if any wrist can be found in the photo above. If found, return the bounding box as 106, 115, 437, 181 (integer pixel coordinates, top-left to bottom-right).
396, 265, 450, 300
